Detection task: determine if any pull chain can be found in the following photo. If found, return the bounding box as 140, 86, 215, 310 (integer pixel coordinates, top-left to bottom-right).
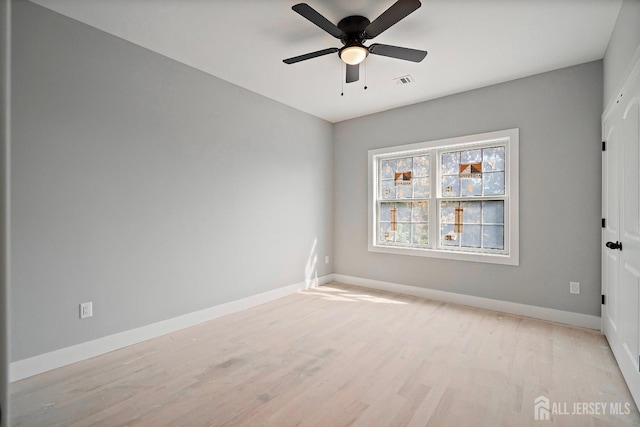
364, 61, 368, 90
341, 62, 344, 96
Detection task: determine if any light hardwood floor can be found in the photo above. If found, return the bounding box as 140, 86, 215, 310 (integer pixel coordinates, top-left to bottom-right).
10, 283, 640, 426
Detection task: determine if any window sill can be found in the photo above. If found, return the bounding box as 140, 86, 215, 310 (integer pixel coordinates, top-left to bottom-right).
368, 243, 519, 266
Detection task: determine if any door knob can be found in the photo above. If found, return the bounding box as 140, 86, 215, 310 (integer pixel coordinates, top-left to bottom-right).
606, 241, 623, 250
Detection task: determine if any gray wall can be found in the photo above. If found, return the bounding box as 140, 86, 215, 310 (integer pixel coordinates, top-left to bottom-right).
11, 0, 333, 361
603, 0, 640, 107
334, 61, 603, 316
1, 0, 8, 422
9, 0, 617, 367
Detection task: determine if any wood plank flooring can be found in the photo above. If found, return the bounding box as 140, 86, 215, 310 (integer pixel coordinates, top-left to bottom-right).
10, 283, 640, 426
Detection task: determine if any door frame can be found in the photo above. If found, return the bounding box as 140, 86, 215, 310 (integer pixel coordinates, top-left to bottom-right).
0, 1, 9, 426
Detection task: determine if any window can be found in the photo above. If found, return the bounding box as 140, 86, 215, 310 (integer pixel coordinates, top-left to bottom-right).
368, 129, 519, 265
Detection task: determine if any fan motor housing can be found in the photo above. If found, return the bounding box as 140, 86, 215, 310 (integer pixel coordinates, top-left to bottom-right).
337, 15, 371, 45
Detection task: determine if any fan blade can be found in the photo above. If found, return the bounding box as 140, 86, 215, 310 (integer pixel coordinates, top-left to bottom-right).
292, 3, 344, 38
283, 47, 339, 64
364, 0, 421, 39
369, 43, 427, 62
346, 64, 359, 83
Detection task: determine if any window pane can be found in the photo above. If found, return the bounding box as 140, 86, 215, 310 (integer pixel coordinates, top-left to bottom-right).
461, 201, 481, 223
413, 177, 430, 198
380, 159, 396, 179
441, 224, 459, 246
461, 149, 482, 164
441, 152, 460, 175
482, 201, 504, 224
483, 172, 505, 195
396, 202, 412, 222
460, 178, 482, 196
396, 157, 413, 173
412, 201, 429, 222
483, 225, 504, 249
440, 201, 457, 223
461, 225, 482, 248
396, 183, 413, 199
413, 155, 430, 177
412, 223, 429, 245
482, 147, 505, 172
379, 222, 394, 243
396, 223, 411, 243
381, 180, 395, 199
380, 203, 392, 221
442, 175, 460, 197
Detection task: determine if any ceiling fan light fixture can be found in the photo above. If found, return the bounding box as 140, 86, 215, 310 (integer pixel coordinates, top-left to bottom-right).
339, 45, 368, 65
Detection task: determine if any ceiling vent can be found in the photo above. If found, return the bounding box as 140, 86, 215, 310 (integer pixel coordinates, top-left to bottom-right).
394, 75, 415, 85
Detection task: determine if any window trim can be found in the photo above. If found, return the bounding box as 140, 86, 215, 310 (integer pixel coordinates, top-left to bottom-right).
368, 128, 519, 266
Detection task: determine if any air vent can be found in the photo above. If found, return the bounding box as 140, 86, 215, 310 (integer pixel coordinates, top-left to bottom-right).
394, 75, 415, 85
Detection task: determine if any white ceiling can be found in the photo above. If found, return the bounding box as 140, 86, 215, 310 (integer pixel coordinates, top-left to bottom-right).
30, 0, 622, 123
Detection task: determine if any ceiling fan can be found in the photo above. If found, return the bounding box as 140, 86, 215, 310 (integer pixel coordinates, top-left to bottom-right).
283, 0, 428, 84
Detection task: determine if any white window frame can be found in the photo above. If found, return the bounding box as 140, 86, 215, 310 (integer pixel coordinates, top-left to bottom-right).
368, 128, 519, 266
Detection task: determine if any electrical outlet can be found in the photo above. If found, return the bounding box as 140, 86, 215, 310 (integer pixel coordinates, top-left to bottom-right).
570, 282, 580, 295
80, 302, 93, 319
325, 256, 329, 264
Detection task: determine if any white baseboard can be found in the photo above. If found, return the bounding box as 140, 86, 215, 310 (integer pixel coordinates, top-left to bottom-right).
10, 275, 332, 382
331, 274, 601, 330
11, 273, 600, 382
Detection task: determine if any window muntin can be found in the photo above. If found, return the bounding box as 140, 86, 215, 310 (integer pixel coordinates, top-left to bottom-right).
368, 129, 518, 265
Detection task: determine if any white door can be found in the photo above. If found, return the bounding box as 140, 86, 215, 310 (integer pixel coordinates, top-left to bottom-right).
603, 62, 640, 405
602, 100, 621, 341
